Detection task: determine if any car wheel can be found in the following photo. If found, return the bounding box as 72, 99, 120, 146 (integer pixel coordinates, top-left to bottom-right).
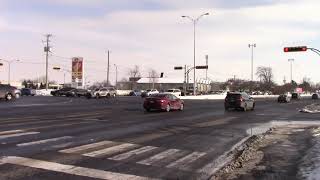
179, 104, 184, 111
5, 93, 13, 101
166, 104, 171, 112
96, 94, 100, 99
106, 94, 111, 98
243, 104, 247, 112
145, 108, 151, 112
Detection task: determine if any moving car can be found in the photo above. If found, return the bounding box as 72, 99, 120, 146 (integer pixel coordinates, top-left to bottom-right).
51, 87, 76, 96
141, 89, 159, 98
66, 89, 90, 97
21, 88, 36, 96
93, 87, 117, 98
291, 92, 301, 100
165, 89, 182, 97
278, 94, 291, 103
0, 84, 19, 101
224, 92, 255, 111
143, 93, 184, 112
129, 90, 143, 96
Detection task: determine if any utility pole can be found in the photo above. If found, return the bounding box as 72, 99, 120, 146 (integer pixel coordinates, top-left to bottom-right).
288, 58, 294, 84
184, 65, 187, 95
205, 55, 208, 80
248, 43, 256, 81
44, 34, 52, 90
114, 64, 118, 88
107, 50, 110, 86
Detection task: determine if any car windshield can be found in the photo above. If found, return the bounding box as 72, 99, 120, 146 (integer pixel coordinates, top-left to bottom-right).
150, 94, 166, 98
167, 90, 174, 92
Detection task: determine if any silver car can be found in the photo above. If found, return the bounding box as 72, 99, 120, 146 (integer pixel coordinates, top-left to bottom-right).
93, 87, 117, 98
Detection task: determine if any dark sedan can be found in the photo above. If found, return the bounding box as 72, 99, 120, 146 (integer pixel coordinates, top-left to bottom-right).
51, 87, 76, 96
143, 93, 184, 112
65, 89, 90, 97
0, 84, 18, 101
278, 94, 291, 103
21, 88, 36, 96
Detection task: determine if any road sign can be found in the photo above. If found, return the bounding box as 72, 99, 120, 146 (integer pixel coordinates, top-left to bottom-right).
174, 66, 183, 70
196, 65, 208, 69
296, 88, 303, 93
284, 46, 307, 52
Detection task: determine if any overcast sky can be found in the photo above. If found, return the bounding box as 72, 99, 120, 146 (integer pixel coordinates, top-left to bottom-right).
0, 0, 320, 85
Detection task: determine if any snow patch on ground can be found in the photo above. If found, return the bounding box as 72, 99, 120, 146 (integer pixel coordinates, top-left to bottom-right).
300, 104, 320, 113
180, 94, 279, 100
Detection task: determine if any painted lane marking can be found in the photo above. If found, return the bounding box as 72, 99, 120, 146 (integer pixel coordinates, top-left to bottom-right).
0, 156, 157, 180
17, 136, 73, 147
0, 130, 24, 135
166, 152, 206, 170
137, 149, 181, 166
83, 143, 138, 158
59, 140, 114, 154
109, 146, 158, 161
0, 132, 39, 140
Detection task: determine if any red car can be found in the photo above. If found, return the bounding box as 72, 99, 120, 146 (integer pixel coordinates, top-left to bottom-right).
143, 93, 184, 112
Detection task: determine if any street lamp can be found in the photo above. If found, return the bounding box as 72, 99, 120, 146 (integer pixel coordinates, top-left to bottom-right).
288, 59, 294, 84
182, 12, 210, 95
248, 44, 256, 81
0, 59, 20, 85
114, 64, 118, 89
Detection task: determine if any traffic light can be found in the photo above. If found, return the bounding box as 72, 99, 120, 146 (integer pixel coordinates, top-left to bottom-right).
160, 72, 164, 78
0, 63, 3, 66
284, 46, 307, 52
53, 67, 61, 70
196, 65, 208, 69
174, 66, 183, 70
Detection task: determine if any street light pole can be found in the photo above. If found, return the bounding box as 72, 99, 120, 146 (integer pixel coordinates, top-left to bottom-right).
182, 13, 209, 96
248, 44, 256, 81
114, 64, 118, 88
0, 59, 19, 85
288, 59, 294, 83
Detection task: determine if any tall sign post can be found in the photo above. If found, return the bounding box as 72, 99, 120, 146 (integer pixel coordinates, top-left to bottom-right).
71, 57, 84, 88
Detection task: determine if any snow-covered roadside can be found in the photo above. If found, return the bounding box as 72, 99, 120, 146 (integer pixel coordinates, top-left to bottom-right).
180, 94, 279, 100
298, 127, 320, 180
300, 104, 320, 113
35, 89, 54, 96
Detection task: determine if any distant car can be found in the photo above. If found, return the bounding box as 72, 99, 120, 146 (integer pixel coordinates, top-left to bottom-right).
143, 93, 184, 112
0, 84, 19, 101
312, 93, 319, 100
93, 87, 117, 98
51, 87, 76, 96
224, 92, 255, 111
21, 88, 36, 96
65, 89, 90, 97
278, 94, 291, 103
291, 93, 301, 100
129, 90, 143, 96
165, 89, 182, 97
141, 89, 159, 97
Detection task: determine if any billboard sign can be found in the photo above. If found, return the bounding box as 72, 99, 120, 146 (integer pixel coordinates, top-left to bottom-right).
296, 88, 303, 93
71, 57, 84, 87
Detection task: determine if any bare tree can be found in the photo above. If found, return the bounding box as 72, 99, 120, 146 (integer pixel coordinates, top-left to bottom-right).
256, 66, 274, 90
148, 69, 159, 89
128, 65, 141, 78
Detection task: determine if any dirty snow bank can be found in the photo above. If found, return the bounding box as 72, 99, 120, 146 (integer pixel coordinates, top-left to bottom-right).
300, 104, 320, 113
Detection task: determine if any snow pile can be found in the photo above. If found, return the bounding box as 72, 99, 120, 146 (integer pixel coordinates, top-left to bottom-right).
298, 127, 320, 180
300, 104, 320, 113
36, 89, 54, 96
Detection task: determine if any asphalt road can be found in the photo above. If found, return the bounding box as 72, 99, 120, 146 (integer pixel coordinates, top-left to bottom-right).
0, 96, 319, 180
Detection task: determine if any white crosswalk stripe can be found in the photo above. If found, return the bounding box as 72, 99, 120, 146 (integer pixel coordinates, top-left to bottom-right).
17, 136, 73, 147
109, 146, 158, 161
83, 143, 139, 157
0, 132, 39, 140
166, 152, 206, 170
0, 156, 159, 180
137, 149, 181, 166
0, 130, 24, 135
59, 140, 114, 154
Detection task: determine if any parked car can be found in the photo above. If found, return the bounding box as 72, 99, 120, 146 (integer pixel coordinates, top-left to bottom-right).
224, 92, 255, 111
291, 92, 301, 100
93, 87, 117, 98
165, 89, 182, 97
0, 84, 19, 101
312, 93, 319, 100
141, 89, 159, 98
21, 88, 36, 96
143, 93, 184, 112
65, 89, 90, 97
51, 87, 76, 96
278, 94, 291, 103
129, 90, 143, 96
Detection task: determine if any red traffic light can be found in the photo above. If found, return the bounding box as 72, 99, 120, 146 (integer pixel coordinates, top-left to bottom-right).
284, 46, 307, 52
196, 65, 208, 69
